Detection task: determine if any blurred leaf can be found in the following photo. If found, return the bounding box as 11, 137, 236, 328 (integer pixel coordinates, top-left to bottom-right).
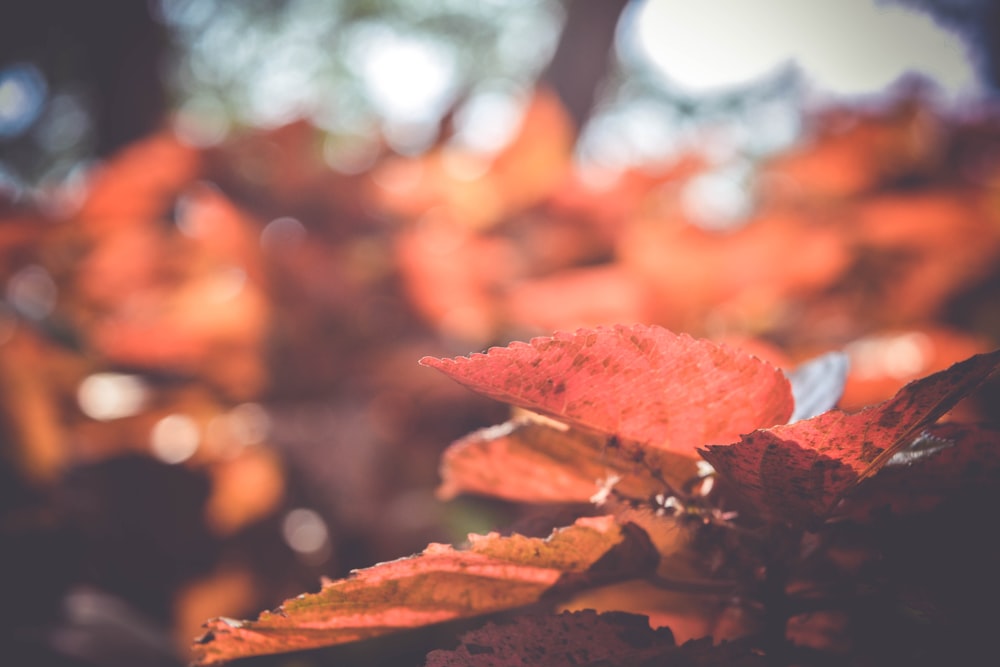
839, 328, 993, 410
617, 213, 851, 332
370, 89, 573, 231
503, 265, 649, 333
75, 133, 200, 227
786, 351, 849, 423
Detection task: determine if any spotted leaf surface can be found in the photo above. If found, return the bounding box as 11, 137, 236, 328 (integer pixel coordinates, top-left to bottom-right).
840, 422, 1000, 519
421, 325, 793, 455
701, 349, 1000, 524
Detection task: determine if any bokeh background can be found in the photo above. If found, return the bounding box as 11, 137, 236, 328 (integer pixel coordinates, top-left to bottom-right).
2, 1, 1000, 665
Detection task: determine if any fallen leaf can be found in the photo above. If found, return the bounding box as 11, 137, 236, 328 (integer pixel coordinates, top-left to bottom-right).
76, 132, 200, 229
700, 349, 1000, 524
191, 516, 657, 665
618, 212, 850, 331
421, 325, 793, 456
761, 99, 939, 200
503, 264, 651, 333
394, 218, 520, 342
838, 422, 1000, 519
851, 191, 1000, 322
204, 447, 285, 536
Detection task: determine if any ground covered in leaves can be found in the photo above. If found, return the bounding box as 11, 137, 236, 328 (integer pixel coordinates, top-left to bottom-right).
2, 87, 1000, 666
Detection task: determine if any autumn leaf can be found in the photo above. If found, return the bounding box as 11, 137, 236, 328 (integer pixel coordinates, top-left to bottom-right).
438, 416, 698, 503
839, 422, 1000, 519
761, 100, 936, 200
839, 327, 991, 410
420, 325, 794, 456
191, 516, 657, 665
700, 349, 1000, 525
786, 351, 849, 423
617, 212, 850, 331
75, 132, 200, 228
503, 264, 650, 333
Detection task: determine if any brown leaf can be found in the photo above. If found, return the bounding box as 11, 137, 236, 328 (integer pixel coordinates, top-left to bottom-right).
424, 609, 675, 667
838, 422, 1000, 519
191, 516, 657, 665
700, 349, 1000, 524
421, 325, 793, 456
426, 610, 766, 667
438, 416, 698, 503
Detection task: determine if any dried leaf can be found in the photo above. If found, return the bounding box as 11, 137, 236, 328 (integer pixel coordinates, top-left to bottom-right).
700, 349, 1000, 524
421, 325, 793, 456
438, 417, 698, 503
839, 422, 1000, 519
191, 516, 657, 665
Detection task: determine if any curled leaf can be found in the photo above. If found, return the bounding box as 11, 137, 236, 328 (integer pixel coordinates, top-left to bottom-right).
191, 516, 657, 665
438, 417, 698, 503
421, 325, 793, 455
840, 422, 1000, 519
700, 349, 1000, 525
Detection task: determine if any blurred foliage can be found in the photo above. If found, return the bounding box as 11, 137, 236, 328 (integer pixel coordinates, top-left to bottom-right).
2, 2, 1000, 666
2, 81, 999, 665
161, 0, 563, 139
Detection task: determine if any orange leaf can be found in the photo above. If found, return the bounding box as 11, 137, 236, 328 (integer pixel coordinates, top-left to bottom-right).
191, 516, 657, 665
421, 325, 793, 456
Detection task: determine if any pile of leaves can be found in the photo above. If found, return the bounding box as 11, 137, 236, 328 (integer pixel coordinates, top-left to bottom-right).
193, 324, 1000, 666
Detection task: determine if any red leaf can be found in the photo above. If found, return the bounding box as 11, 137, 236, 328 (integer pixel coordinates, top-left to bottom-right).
421, 325, 793, 455
191, 516, 657, 665
840, 422, 1000, 519
700, 349, 1000, 524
